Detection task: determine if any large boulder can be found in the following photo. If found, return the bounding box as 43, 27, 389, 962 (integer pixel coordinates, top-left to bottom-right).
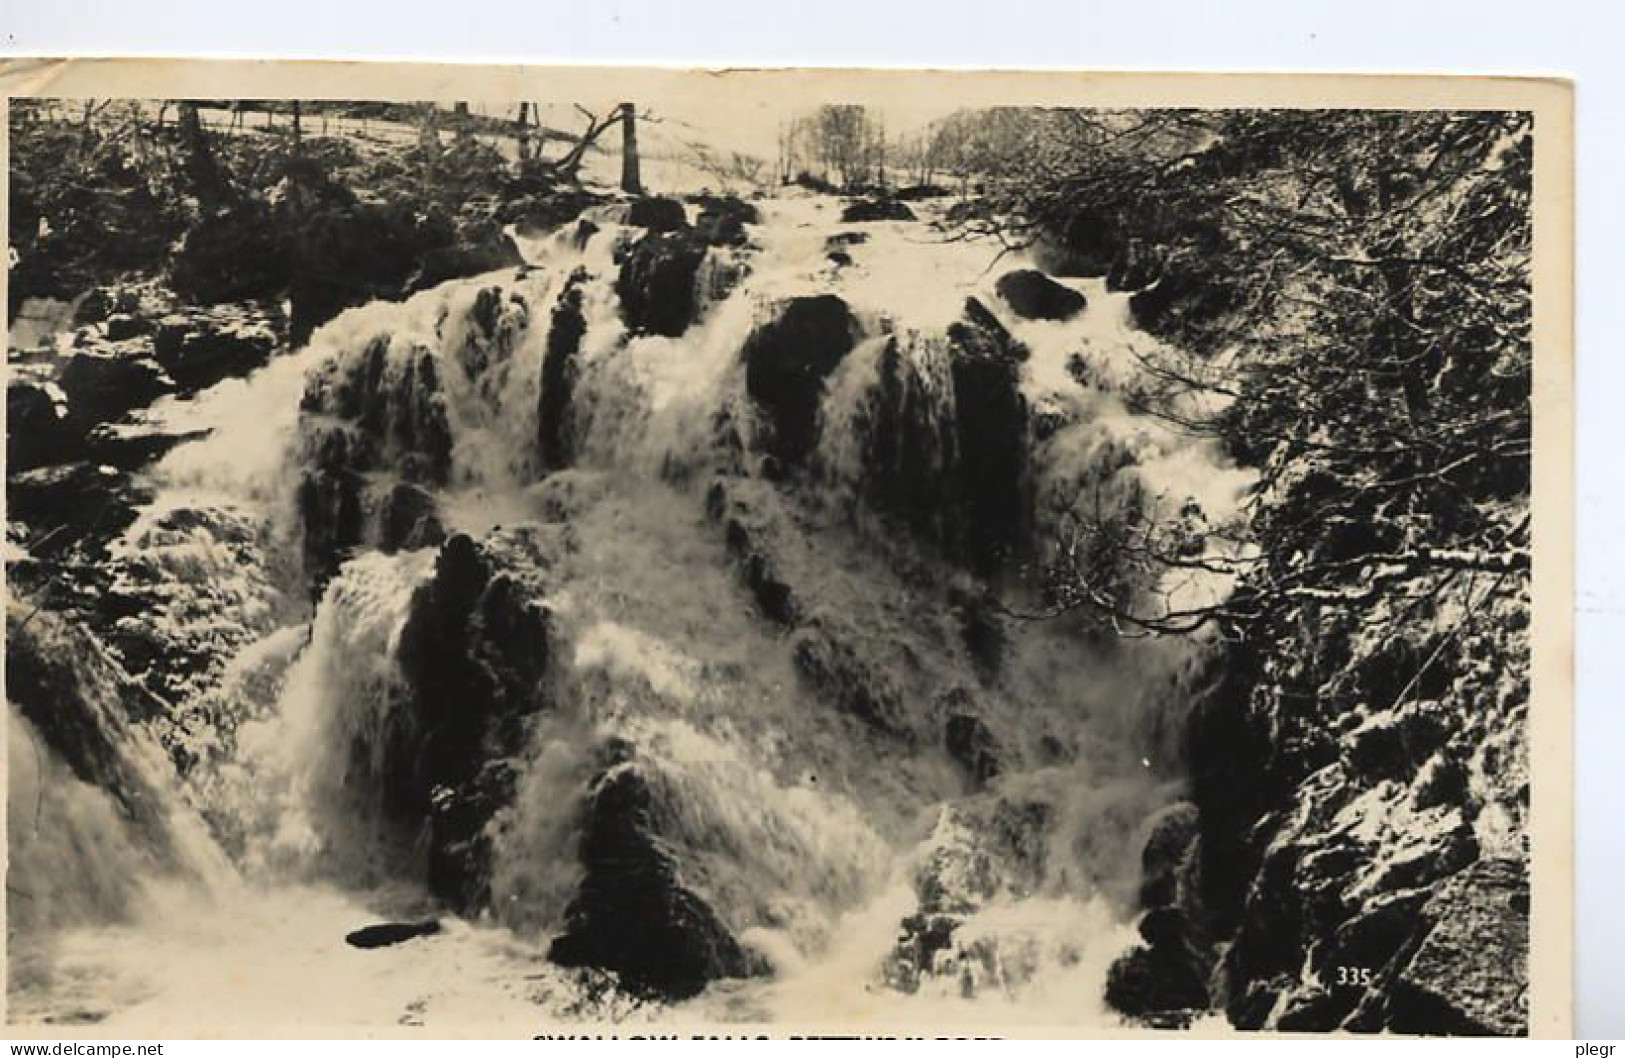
404, 219, 524, 294
1033, 209, 1122, 277
625, 195, 689, 233
946, 298, 1029, 574
84, 414, 210, 471
57, 345, 176, 429
7, 462, 150, 559
1127, 252, 1240, 340
1105, 912, 1212, 1028
894, 184, 951, 202
153, 312, 279, 393
549, 740, 762, 999
841, 198, 916, 223
378, 533, 555, 911
995, 269, 1086, 321
691, 194, 759, 247
538, 269, 589, 470
615, 230, 709, 338
742, 295, 861, 467
7, 379, 80, 471
498, 187, 605, 238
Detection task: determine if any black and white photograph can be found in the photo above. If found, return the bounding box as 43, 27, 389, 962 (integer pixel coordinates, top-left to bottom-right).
1, 64, 1572, 1037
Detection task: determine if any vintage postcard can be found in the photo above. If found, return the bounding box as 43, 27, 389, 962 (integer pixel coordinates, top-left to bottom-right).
0, 60, 1573, 1038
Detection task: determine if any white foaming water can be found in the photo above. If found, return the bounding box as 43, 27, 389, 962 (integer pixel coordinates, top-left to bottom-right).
15, 187, 1255, 1032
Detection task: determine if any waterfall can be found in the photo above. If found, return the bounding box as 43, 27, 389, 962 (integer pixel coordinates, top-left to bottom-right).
11, 185, 1255, 1030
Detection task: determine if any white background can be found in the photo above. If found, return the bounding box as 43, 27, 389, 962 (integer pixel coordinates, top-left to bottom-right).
1, 0, 1618, 1039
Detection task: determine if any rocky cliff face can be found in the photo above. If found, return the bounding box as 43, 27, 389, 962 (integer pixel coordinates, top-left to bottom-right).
1052, 134, 1536, 1032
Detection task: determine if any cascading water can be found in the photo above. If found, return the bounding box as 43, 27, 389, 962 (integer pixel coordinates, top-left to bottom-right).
10, 186, 1253, 1031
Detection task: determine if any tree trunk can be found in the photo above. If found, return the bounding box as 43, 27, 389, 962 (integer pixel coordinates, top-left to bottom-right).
619, 103, 643, 195
517, 102, 532, 162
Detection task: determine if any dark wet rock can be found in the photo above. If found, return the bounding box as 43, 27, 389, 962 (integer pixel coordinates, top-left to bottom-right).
859, 336, 957, 540
1331, 889, 1430, 985
792, 171, 840, 195
825, 231, 869, 252
1128, 253, 1240, 337
405, 218, 524, 294
886, 911, 962, 994
894, 184, 951, 201
57, 346, 176, 428
1385, 859, 1528, 1036
1107, 802, 1213, 1026
153, 313, 278, 393
83, 416, 210, 471
690, 194, 758, 246
451, 286, 533, 419
706, 478, 800, 626
1106, 923, 1211, 1025
296, 333, 455, 584
948, 586, 1005, 679
995, 269, 1086, 321
73, 287, 139, 327
944, 711, 1001, 788
840, 197, 916, 223
626, 195, 689, 233
724, 517, 798, 626
1138, 801, 1200, 909
375, 481, 445, 553
946, 299, 1029, 574
102, 313, 152, 341
615, 230, 709, 338
359, 533, 555, 911
1033, 209, 1121, 277
5, 601, 176, 851
790, 610, 909, 737
848, 306, 1026, 573
7, 379, 80, 471
499, 187, 606, 237
1411, 753, 1470, 811
550, 745, 762, 999
571, 218, 600, 250
742, 294, 861, 467
539, 269, 589, 470
7, 463, 149, 559
1341, 700, 1451, 781
345, 920, 444, 949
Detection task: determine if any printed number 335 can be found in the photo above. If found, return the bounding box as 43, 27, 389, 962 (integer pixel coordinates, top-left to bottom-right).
1336, 966, 1374, 987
